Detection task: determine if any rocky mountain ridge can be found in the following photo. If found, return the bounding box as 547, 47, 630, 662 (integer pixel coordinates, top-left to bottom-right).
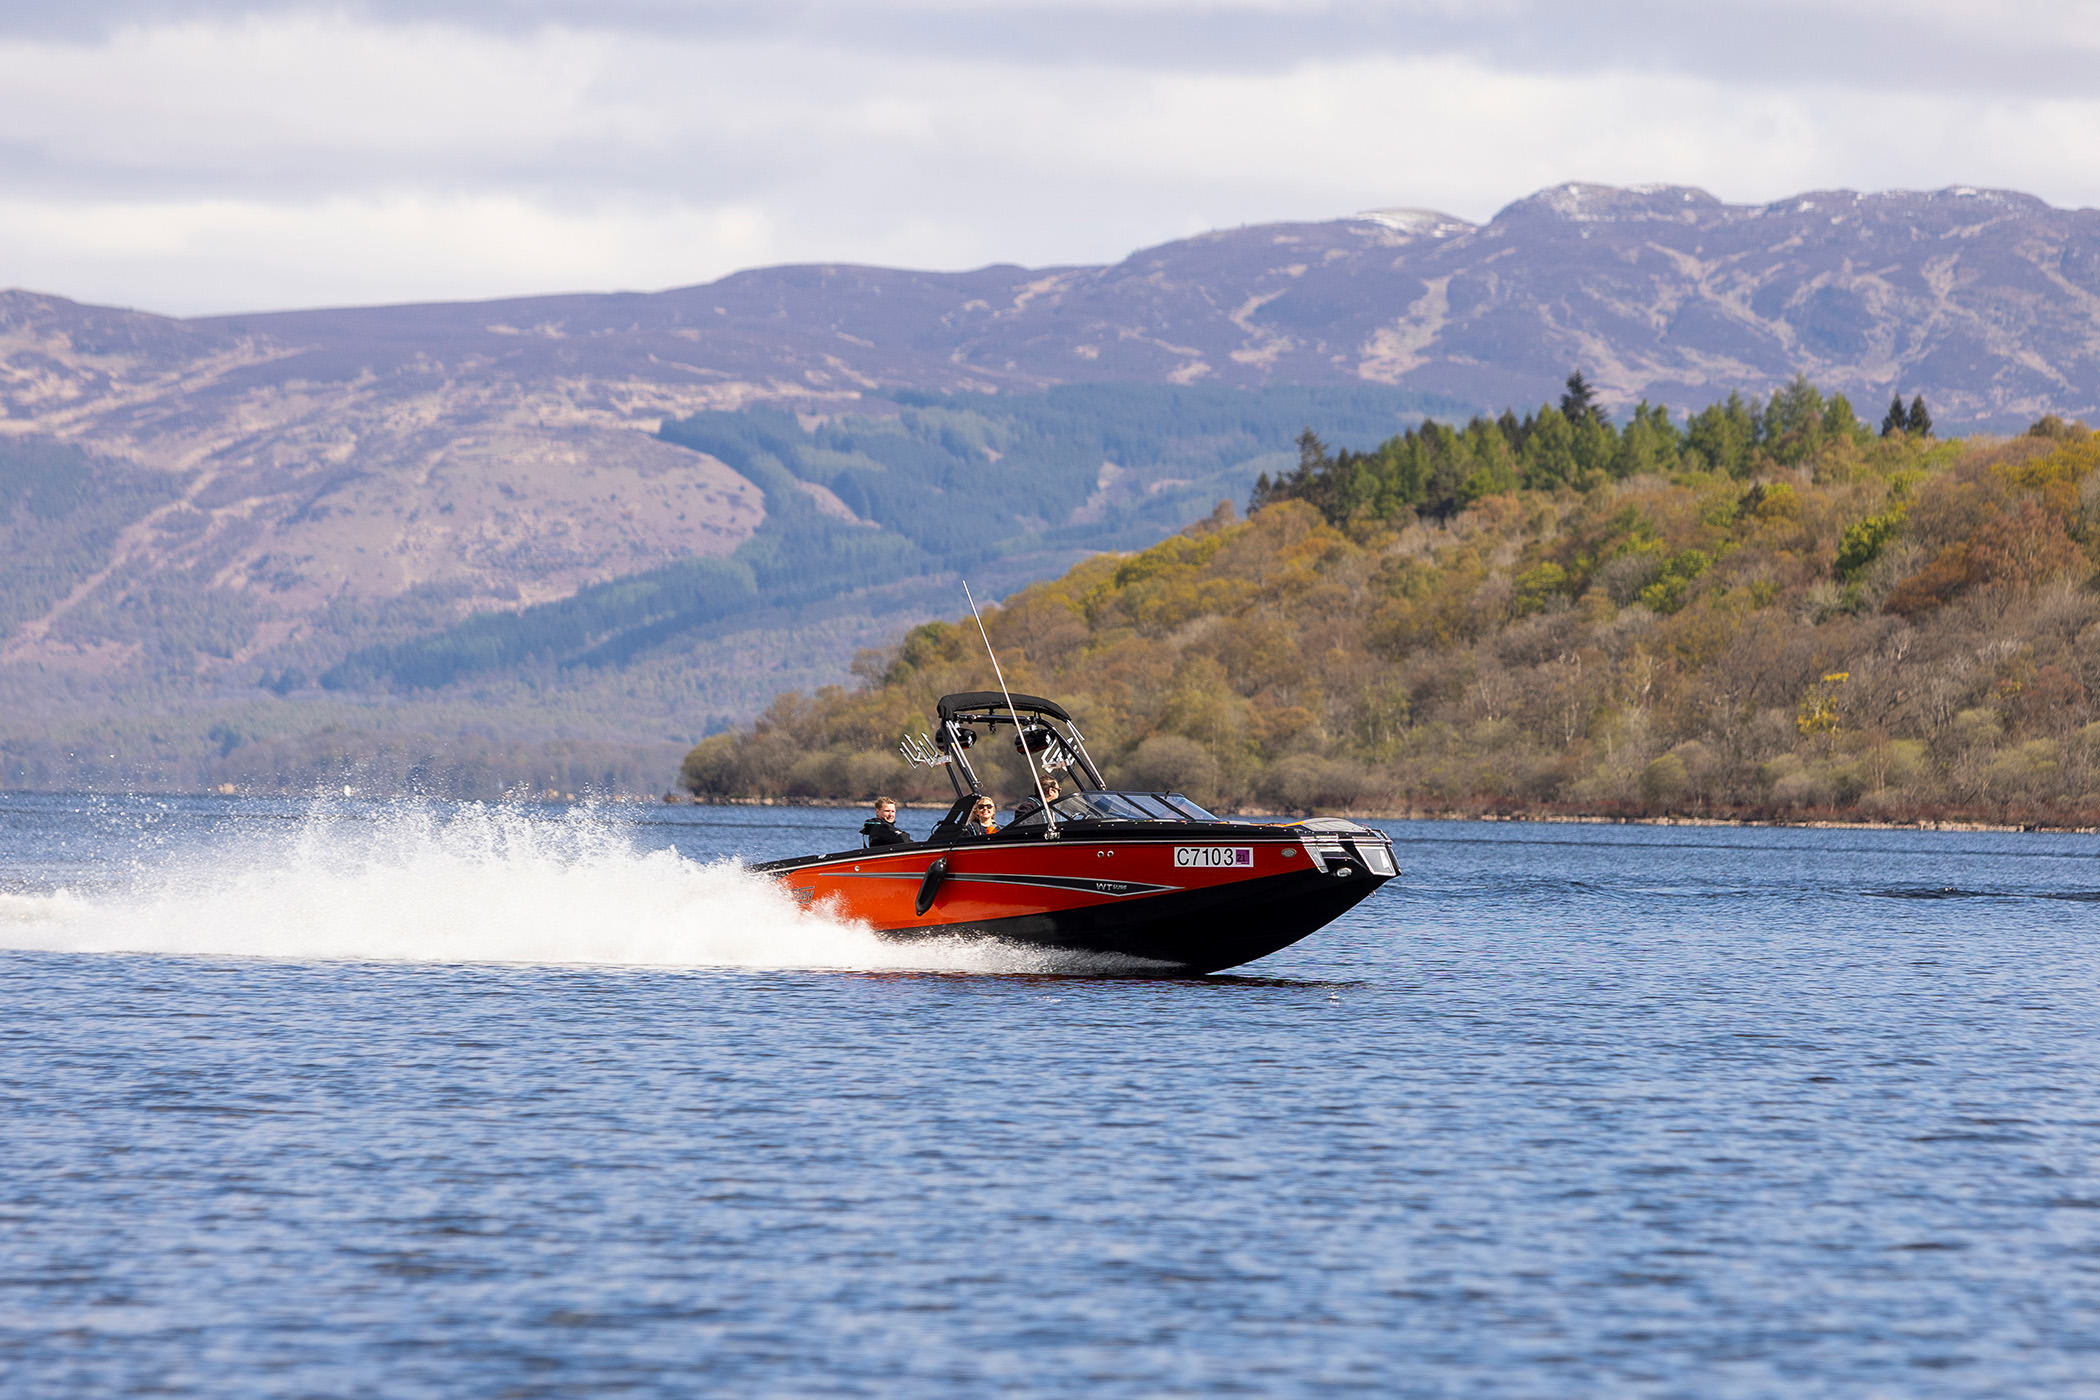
14, 180, 2099, 435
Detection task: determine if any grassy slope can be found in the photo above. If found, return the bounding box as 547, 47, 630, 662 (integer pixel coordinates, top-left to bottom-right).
682, 422, 2100, 827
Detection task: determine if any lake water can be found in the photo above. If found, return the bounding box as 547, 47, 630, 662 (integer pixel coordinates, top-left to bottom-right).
2, 794, 2098, 1397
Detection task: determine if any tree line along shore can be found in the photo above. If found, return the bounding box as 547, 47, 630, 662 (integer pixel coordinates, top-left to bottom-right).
679, 378, 2100, 829
658, 792, 2091, 835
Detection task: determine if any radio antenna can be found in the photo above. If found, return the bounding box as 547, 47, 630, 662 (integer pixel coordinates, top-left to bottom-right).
963, 580, 1057, 839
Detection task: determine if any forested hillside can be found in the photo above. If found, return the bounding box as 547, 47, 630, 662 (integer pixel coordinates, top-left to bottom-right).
319, 384, 1461, 692
0, 438, 182, 640
682, 381, 2100, 826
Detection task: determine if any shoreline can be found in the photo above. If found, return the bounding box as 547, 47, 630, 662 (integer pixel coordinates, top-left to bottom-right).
662, 793, 2100, 835
1, 786, 2089, 834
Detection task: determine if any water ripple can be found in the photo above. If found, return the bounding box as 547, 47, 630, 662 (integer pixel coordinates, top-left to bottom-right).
0, 798, 2096, 1397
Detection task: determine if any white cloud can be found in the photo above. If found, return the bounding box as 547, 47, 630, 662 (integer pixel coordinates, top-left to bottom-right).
2, 6, 2098, 314
0, 194, 780, 310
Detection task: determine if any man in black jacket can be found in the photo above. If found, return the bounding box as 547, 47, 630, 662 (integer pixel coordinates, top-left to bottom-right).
1011, 778, 1061, 825
861, 796, 912, 847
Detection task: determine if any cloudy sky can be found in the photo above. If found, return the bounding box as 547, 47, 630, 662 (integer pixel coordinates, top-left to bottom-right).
5, 0, 2098, 315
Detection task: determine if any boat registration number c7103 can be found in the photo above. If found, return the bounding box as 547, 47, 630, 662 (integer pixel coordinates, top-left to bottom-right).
1174, 846, 1255, 868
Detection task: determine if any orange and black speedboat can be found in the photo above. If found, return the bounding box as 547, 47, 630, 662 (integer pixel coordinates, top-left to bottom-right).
751, 691, 1397, 973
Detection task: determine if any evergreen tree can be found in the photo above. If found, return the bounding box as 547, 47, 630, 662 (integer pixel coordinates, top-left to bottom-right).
1612, 401, 1682, 478
1905, 395, 1933, 438
1762, 375, 1826, 465
1881, 394, 1907, 437
1253, 375, 1919, 527
1496, 408, 1525, 451
1286, 427, 1337, 519
1686, 392, 1756, 477
1254, 428, 1332, 514
1295, 427, 1330, 476
1613, 409, 1664, 478
1520, 408, 1580, 490
1571, 411, 1618, 480
1822, 393, 1862, 440
1560, 370, 1601, 426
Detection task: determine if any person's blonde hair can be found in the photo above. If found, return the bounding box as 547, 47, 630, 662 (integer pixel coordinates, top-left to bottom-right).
875, 795, 898, 808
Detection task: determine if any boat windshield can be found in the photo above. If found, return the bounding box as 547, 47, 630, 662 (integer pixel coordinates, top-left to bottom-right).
1158, 793, 1222, 821
1009, 790, 1223, 827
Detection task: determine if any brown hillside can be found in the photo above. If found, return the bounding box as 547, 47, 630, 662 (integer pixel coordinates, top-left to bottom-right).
683, 419, 2100, 826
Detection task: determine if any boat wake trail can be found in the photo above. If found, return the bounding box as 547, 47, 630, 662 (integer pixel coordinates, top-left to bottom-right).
0, 803, 1077, 974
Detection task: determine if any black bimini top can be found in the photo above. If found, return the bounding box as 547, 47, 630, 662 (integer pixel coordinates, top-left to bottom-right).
936, 691, 1074, 724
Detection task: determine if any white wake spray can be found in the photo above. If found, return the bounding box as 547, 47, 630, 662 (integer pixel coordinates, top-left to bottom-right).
0, 802, 1063, 973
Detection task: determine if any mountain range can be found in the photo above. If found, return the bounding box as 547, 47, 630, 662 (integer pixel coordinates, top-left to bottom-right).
4, 181, 2098, 791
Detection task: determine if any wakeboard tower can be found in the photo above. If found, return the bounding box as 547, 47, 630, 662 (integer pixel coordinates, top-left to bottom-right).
751, 690, 1398, 974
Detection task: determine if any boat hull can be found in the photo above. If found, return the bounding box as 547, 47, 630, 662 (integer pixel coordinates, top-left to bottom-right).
756, 826, 1393, 974
891, 864, 1385, 973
